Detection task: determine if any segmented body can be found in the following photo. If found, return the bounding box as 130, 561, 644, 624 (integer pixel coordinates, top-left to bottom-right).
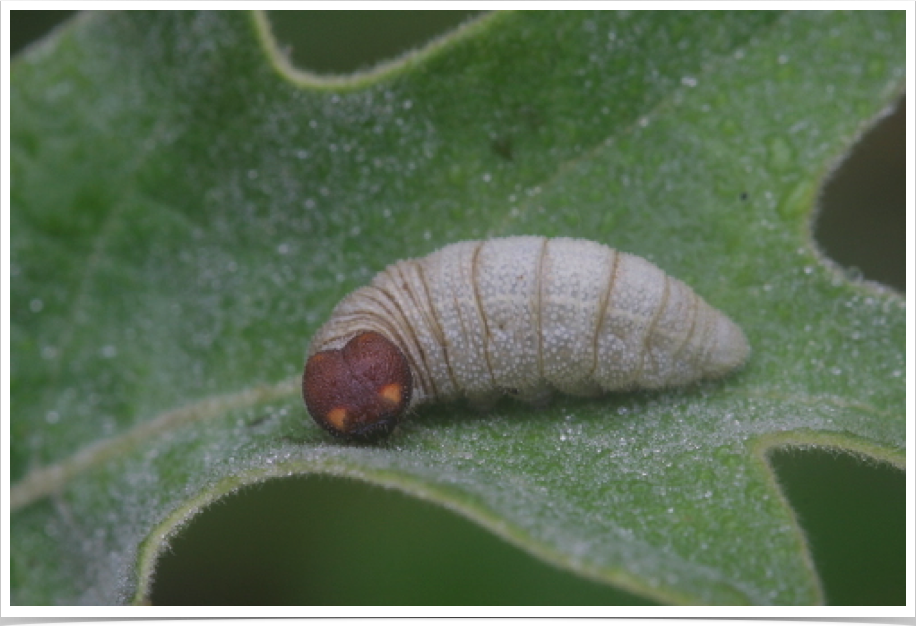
307, 236, 749, 412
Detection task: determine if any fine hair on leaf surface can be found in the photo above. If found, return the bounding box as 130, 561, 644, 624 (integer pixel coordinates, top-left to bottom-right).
9, 11, 904, 606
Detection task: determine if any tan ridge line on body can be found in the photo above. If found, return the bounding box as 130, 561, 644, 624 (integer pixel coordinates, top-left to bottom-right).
534, 237, 549, 381
351, 282, 416, 353
631, 273, 670, 387
590, 248, 620, 383
387, 262, 440, 399
668, 286, 701, 365
359, 285, 434, 399
366, 270, 412, 334
449, 276, 474, 396
694, 300, 719, 376
10, 376, 300, 511
416, 261, 459, 398
316, 312, 393, 351
470, 240, 497, 388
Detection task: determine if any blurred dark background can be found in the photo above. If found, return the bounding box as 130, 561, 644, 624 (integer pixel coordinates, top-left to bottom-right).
11, 11, 905, 606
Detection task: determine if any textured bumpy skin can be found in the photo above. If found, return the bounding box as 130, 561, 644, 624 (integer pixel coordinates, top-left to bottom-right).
306, 237, 750, 416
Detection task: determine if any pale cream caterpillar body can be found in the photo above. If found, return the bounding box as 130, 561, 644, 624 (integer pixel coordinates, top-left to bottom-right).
303, 236, 750, 441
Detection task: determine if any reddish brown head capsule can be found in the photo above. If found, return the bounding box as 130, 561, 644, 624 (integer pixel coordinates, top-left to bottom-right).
302, 331, 413, 442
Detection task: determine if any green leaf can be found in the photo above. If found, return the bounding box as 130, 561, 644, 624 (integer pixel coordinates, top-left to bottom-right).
10, 11, 904, 605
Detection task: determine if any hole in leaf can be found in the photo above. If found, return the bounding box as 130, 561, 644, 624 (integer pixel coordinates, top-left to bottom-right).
150, 476, 651, 605
769, 448, 905, 605
9, 10, 78, 55
266, 11, 486, 76
814, 97, 905, 292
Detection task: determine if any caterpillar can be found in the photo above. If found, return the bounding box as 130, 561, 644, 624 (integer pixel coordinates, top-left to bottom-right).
303, 236, 750, 441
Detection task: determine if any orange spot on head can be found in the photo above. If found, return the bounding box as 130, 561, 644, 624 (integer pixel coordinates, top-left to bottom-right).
378, 383, 403, 406
325, 407, 348, 431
